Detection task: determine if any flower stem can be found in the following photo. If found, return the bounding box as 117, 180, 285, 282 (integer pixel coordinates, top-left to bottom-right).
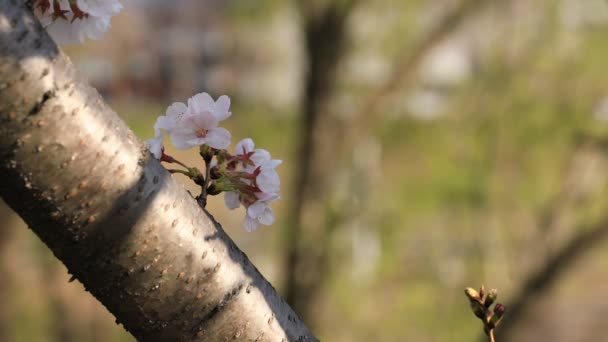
172, 158, 190, 169
167, 169, 192, 176
199, 159, 212, 207
488, 329, 495, 342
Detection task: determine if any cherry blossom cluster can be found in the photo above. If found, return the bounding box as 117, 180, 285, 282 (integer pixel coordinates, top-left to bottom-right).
32, 2, 282, 231
33, 0, 123, 45
146, 93, 282, 232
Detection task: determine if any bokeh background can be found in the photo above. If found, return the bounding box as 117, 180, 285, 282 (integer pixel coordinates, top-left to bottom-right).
3, 0, 608, 341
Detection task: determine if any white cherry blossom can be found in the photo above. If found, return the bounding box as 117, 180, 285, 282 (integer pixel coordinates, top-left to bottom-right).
34, 0, 123, 45
167, 93, 232, 150
224, 138, 282, 231
146, 93, 232, 157
233, 138, 281, 195
244, 199, 277, 232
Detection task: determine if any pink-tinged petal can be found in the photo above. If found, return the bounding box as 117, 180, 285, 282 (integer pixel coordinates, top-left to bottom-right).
247, 202, 275, 227
189, 112, 219, 130
188, 92, 214, 115
145, 136, 163, 159
258, 206, 275, 226
77, 0, 122, 17
35, 0, 122, 45
251, 149, 271, 165
247, 201, 267, 218
166, 102, 188, 119
264, 159, 282, 169
170, 132, 196, 149
243, 216, 259, 232
154, 116, 173, 133
215, 95, 232, 121
205, 127, 231, 149
257, 169, 280, 194
235, 138, 255, 155
224, 191, 240, 209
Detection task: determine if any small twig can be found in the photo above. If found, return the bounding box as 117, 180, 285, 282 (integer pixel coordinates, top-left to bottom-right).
194, 145, 215, 209
465, 285, 505, 342
198, 160, 212, 208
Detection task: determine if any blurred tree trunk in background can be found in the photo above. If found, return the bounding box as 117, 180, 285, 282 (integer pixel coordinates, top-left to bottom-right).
284, 0, 492, 327
0, 2, 316, 341
283, 0, 357, 322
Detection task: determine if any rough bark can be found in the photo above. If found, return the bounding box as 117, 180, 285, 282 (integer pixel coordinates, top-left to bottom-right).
0, 1, 317, 341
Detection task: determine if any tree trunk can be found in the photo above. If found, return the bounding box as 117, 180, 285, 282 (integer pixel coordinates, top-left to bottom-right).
0, 1, 317, 341
284, 1, 355, 323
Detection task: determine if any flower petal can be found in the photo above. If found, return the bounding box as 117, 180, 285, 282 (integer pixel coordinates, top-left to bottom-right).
235, 138, 255, 155
166, 102, 188, 119
154, 116, 173, 133
264, 159, 282, 169
215, 95, 232, 121
257, 168, 280, 194
188, 92, 214, 115
247, 201, 267, 218
224, 191, 240, 209
189, 111, 219, 130
170, 131, 196, 149
258, 206, 275, 226
251, 149, 271, 165
145, 136, 163, 159
77, 0, 122, 16
205, 127, 231, 149
243, 216, 259, 232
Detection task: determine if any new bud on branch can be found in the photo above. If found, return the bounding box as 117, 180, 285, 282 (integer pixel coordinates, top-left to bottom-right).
465, 285, 506, 342
145, 92, 282, 232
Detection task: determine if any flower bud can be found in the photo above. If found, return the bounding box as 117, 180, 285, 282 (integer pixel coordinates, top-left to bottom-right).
199, 144, 213, 163
489, 303, 506, 328
210, 166, 221, 180
465, 287, 480, 301
484, 288, 498, 308
469, 300, 486, 319
207, 183, 222, 196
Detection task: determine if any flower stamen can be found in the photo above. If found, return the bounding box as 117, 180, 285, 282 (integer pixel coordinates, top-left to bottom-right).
195, 128, 208, 138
